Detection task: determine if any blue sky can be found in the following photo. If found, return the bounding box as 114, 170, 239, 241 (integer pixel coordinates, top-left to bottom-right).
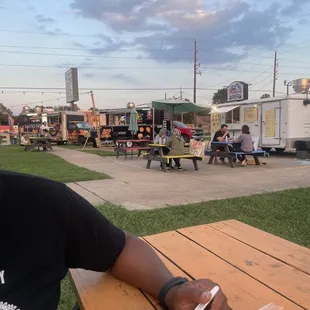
0, 0, 310, 114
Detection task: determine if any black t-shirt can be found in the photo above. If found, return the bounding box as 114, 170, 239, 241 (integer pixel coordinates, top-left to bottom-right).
212, 130, 230, 142
0, 170, 126, 310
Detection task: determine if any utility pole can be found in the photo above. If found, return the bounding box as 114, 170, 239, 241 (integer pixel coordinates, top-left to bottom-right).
193, 39, 197, 105
180, 86, 183, 122
272, 50, 278, 97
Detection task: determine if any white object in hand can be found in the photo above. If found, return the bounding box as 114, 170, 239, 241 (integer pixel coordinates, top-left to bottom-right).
194, 285, 220, 310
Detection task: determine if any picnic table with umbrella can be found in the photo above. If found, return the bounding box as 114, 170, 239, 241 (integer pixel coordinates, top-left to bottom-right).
142, 99, 209, 171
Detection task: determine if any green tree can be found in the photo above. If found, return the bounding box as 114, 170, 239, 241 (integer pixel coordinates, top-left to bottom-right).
0, 103, 13, 125
260, 93, 270, 99
212, 88, 227, 104
53, 104, 80, 111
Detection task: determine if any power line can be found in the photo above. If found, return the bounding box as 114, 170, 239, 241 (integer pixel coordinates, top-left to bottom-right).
1, 49, 309, 69
1, 63, 310, 75
7, 92, 90, 108
0, 29, 211, 41
0, 63, 190, 69
0, 44, 193, 52
0, 49, 192, 60
251, 72, 274, 88
249, 67, 273, 84
0, 86, 284, 93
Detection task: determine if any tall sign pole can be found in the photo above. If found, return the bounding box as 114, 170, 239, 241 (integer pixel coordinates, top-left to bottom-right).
90, 91, 101, 149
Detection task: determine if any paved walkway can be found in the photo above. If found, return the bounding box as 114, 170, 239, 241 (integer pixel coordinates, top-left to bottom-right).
53, 147, 310, 210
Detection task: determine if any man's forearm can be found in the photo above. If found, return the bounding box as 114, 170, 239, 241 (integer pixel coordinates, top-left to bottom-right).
110, 233, 174, 300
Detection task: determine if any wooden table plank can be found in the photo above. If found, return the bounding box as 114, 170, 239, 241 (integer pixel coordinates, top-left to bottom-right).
178, 225, 310, 309
144, 232, 303, 310
69, 269, 154, 310
70, 238, 190, 310
209, 220, 310, 275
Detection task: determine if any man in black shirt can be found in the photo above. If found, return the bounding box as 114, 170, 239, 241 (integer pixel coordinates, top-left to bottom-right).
212, 124, 230, 143
212, 124, 231, 163
0, 170, 229, 310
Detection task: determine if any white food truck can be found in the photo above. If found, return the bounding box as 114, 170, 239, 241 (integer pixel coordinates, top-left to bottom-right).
210, 88, 310, 153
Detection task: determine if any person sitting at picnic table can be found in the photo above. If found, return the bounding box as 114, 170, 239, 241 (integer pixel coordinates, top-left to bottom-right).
41, 129, 52, 151
20, 133, 30, 146
212, 124, 231, 163
233, 124, 253, 167
43, 129, 52, 139
154, 128, 172, 170
166, 128, 185, 171
0, 170, 230, 310
39, 121, 48, 136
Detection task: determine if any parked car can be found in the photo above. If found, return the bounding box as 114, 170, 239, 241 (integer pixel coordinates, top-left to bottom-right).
173, 121, 204, 142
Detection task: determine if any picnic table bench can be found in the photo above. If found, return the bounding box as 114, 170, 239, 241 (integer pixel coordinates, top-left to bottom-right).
144, 143, 200, 172
207, 141, 265, 167
23, 137, 54, 152
70, 219, 310, 310
114, 139, 150, 159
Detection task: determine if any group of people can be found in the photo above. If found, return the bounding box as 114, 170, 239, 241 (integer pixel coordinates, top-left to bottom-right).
154, 128, 185, 171
212, 124, 253, 166
154, 123, 253, 170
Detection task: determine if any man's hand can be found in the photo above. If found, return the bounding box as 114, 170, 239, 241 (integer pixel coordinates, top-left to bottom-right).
164, 279, 229, 309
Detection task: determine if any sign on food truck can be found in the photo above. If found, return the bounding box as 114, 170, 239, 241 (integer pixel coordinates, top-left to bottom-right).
227, 81, 248, 102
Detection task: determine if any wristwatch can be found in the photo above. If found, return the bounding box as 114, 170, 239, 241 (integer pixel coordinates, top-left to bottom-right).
159, 277, 188, 309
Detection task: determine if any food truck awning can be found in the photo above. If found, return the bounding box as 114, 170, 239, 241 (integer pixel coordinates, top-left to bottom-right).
209, 105, 240, 114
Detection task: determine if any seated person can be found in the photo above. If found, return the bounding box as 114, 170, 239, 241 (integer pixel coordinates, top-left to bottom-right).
154, 129, 171, 170
212, 124, 231, 163
166, 128, 185, 171
20, 133, 30, 145
42, 129, 52, 151
43, 129, 52, 140
233, 125, 253, 166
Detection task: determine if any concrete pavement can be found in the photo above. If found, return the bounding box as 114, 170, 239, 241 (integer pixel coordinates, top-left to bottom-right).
53, 147, 310, 210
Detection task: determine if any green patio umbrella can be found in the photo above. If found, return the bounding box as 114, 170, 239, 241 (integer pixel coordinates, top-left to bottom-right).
151, 99, 209, 114
128, 107, 138, 137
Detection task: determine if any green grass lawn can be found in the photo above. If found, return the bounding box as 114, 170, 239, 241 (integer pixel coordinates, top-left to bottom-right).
59, 188, 310, 309
0, 146, 109, 182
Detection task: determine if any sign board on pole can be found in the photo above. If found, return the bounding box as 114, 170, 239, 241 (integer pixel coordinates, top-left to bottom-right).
65, 68, 79, 103
227, 81, 248, 102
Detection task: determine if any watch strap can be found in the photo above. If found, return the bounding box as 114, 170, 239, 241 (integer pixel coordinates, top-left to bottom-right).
159, 277, 188, 309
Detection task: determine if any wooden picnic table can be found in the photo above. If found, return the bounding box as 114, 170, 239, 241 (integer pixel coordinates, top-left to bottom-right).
115, 139, 150, 159
207, 141, 265, 168
69, 220, 310, 309
144, 143, 198, 172
24, 136, 54, 151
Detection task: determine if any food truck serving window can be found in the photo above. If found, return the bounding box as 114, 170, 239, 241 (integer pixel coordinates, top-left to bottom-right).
210, 105, 240, 123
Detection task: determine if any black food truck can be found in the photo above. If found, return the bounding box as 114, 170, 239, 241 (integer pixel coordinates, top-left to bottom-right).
99, 107, 165, 143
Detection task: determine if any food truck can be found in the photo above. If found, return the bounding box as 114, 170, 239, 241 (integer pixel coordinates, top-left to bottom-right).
46, 111, 92, 145
20, 111, 92, 145
210, 80, 310, 156
99, 107, 164, 143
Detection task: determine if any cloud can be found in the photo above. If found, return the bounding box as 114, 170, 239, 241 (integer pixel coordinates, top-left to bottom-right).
281, 0, 308, 16
69, 0, 293, 65
111, 73, 140, 84
36, 24, 65, 36
35, 14, 55, 23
